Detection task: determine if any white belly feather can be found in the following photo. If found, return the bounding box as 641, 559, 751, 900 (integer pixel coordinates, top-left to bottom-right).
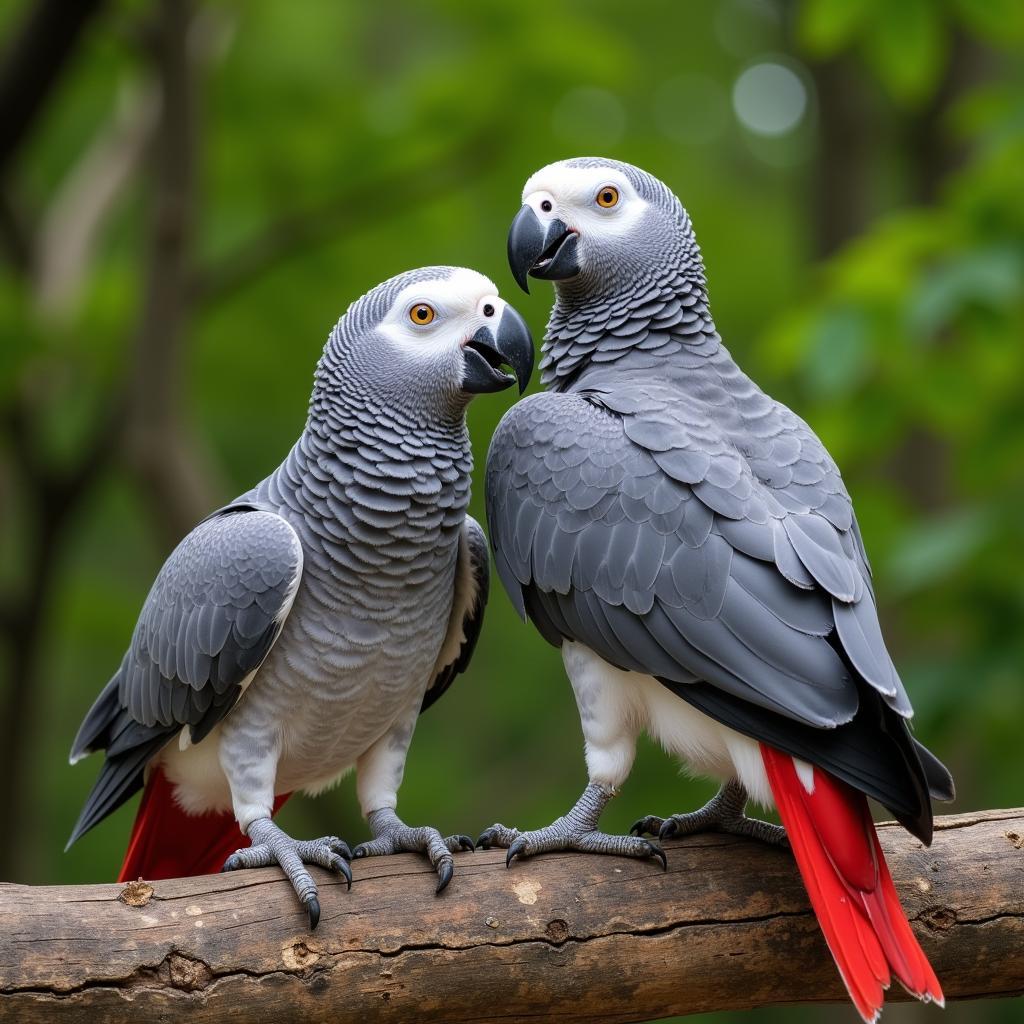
563, 640, 776, 809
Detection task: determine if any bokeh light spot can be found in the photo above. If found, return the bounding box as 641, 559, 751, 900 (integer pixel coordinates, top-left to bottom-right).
732, 62, 807, 136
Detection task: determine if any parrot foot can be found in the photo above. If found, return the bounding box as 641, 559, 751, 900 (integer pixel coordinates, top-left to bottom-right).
221, 819, 352, 930
630, 778, 788, 847
477, 782, 667, 869
353, 808, 474, 894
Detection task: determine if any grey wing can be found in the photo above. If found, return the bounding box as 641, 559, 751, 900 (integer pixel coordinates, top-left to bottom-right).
67, 502, 303, 846
421, 515, 489, 713
486, 386, 949, 840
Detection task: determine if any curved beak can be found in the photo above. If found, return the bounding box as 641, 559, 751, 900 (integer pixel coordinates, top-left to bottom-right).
462, 304, 534, 395
507, 205, 580, 293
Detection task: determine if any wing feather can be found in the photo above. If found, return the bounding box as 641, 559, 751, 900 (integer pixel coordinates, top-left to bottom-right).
486, 387, 917, 747
421, 516, 489, 713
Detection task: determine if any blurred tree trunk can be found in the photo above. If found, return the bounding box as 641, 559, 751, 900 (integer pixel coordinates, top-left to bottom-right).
807, 32, 990, 517
0, 0, 219, 879
885, 32, 990, 516
808, 54, 875, 258
124, 0, 222, 550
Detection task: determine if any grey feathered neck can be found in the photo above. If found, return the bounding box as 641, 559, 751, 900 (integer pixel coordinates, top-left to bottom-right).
540, 159, 719, 390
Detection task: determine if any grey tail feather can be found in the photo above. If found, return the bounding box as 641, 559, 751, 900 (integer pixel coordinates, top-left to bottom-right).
65, 734, 170, 851
915, 738, 955, 802
69, 672, 122, 763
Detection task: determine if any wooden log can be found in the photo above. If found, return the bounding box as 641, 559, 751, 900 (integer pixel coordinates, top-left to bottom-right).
1, 808, 1022, 1022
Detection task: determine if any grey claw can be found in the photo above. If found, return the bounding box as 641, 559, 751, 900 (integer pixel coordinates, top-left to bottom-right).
476, 832, 492, 850
658, 818, 679, 841
456, 834, 475, 852
506, 836, 527, 867
330, 853, 352, 889
436, 859, 454, 893
305, 896, 321, 930
334, 839, 353, 861
647, 841, 668, 870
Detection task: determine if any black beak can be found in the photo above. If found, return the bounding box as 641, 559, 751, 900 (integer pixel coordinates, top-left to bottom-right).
507, 205, 580, 293
462, 304, 534, 395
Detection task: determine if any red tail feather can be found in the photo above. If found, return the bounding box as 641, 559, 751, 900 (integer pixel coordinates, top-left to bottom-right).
761, 744, 943, 1022
118, 766, 290, 882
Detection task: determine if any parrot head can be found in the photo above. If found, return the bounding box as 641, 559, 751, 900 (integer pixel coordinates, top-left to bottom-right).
319, 266, 534, 415
507, 158, 696, 299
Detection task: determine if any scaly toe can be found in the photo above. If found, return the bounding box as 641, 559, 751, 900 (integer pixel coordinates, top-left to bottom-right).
476, 823, 519, 850
329, 837, 353, 861
506, 836, 528, 866
353, 838, 391, 859
629, 815, 665, 837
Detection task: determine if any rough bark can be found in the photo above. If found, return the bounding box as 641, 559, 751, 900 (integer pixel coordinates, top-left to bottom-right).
1, 808, 1021, 1022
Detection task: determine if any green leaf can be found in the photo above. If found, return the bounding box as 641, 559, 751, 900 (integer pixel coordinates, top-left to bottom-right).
862, 0, 948, 106
951, 0, 1024, 48
909, 245, 1024, 338
887, 508, 992, 593
797, 0, 872, 55
802, 305, 871, 397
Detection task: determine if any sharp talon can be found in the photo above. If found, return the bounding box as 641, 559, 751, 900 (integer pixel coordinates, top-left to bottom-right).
305, 896, 321, 930
647, 842, 668, 870
331, 854, 352, 889
457, 835, 475, 852
658, 818, 679, 841
436, 859, 454, 894
506, 837, 526, 867
476, 833, 491, 850
335, 840, 353, 860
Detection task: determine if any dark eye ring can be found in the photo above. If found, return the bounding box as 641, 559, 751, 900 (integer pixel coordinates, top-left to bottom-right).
483, 303, 495, 317
540, 199, 553, 213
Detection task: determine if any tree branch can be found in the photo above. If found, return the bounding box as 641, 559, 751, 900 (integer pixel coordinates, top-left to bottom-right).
190, 135, 499, 307
0, 0, 108, 176
2, 809, 1021, 1021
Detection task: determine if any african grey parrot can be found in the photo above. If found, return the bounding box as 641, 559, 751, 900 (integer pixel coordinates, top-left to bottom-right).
68, 266, 533, 928
480, 158, 953, 1021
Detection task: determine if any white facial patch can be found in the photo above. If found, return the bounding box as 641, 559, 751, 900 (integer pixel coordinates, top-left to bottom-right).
377, 267, 505, 353
521, 161, 649, 239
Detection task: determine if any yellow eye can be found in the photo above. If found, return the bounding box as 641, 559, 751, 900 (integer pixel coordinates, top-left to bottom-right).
409, 303, 436, 325
596, 185, 619, 208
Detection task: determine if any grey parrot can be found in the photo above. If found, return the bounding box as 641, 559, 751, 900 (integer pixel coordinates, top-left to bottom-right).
68, 266, 533, 928
480, 158, 953, 1021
